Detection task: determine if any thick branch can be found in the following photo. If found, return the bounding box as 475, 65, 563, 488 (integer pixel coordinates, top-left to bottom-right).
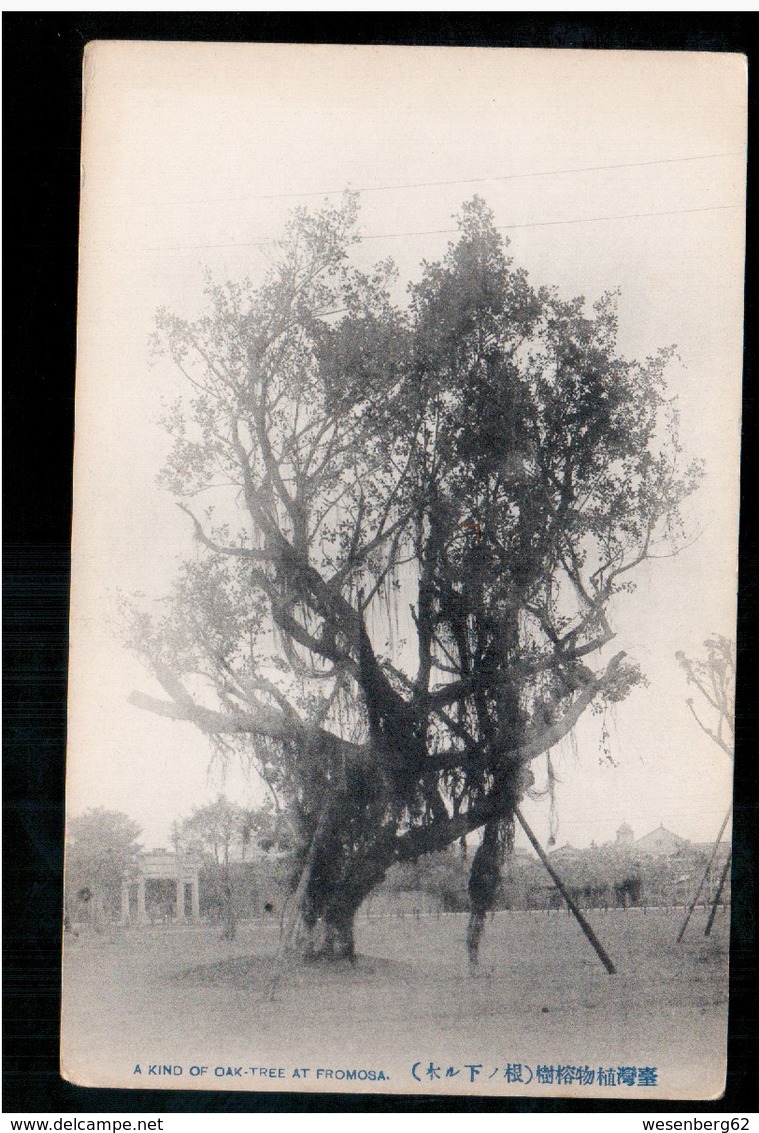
433, 650, 627, 772
129, 665, 369, 767
176, 503, 273, 561
128, 689, 290, 739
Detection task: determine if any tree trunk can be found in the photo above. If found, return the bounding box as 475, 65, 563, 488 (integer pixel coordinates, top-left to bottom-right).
276, 774, 397, 964
298, 858, 389, 962
286, 833, 391, 963
322, 910, 356, 960
296, 904, 358, 961
288, 888, 362, 960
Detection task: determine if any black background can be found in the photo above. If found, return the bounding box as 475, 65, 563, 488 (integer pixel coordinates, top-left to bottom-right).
3, 12, 757, 1116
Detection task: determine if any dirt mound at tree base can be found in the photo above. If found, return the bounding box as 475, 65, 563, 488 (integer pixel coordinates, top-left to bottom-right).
175, 952, 412, 990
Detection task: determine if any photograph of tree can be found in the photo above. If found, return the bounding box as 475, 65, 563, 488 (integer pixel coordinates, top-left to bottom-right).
63, 43, 745, 1097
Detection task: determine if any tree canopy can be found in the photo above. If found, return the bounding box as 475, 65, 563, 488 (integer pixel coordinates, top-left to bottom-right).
172, 794, 293, 864
66, 808, 142, 919
127, 195, 700, 960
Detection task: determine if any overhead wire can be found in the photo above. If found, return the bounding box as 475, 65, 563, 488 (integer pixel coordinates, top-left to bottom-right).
108, 150, 743, 209
80, 148, 744, 255
124, 202, 740, 254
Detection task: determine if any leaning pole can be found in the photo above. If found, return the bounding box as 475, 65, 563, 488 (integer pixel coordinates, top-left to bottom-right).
677, 804, 732, 943
514, 807, 617, 975
704, 851, 732, 938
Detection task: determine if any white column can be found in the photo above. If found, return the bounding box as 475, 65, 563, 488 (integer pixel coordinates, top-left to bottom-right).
137, 878, 147, 922
176, 879, 186, 921
191, 877, 200, 919
121, 883, 131, 924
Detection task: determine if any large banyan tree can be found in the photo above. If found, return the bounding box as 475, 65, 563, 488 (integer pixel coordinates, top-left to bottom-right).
127, 195, 700, 962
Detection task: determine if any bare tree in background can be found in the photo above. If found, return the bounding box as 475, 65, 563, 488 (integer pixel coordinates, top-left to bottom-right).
676, 636, 735, 941
676, 636, 735, 760
127, 196, 701, 963
172, 795, 288, 940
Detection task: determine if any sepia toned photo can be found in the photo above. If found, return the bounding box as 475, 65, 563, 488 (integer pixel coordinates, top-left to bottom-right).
62, 42, 745, 1098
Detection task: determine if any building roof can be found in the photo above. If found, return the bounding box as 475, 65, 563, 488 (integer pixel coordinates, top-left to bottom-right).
634, 824, 690, 855
137, 850, 202, 879
549, 842, 581, 858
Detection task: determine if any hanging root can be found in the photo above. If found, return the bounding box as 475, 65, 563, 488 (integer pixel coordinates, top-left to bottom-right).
466, 816, 513, 970
466, 910, 487, 970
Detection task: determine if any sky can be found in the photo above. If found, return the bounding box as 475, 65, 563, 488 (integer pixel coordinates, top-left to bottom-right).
68, 43, 745, 853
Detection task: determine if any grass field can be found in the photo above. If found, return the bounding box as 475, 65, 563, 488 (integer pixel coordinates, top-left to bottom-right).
60, 907, 729, 1099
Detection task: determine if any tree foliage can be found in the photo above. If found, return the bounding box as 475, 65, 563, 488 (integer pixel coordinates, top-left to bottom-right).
172, 794, 292, 939
66, 808, 142, 920
172, 794, 293, 863
127, 195, 700, 960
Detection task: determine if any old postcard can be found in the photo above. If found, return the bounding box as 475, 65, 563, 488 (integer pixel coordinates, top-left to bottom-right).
62, 42, 745, 1098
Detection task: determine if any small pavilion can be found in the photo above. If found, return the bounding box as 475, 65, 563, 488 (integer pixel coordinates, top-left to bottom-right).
121, 850, 201, 924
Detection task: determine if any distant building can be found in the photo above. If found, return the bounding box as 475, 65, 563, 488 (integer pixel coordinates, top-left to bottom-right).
634, 824, 690, 856
121, 851, 201, 925
528, 823, 730, 911
549, 843, 582, 862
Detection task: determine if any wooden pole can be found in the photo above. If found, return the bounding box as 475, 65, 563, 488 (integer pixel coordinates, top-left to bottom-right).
704, 851, 731, 937
677, 804, 732, 943
515, 807, 616, 975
